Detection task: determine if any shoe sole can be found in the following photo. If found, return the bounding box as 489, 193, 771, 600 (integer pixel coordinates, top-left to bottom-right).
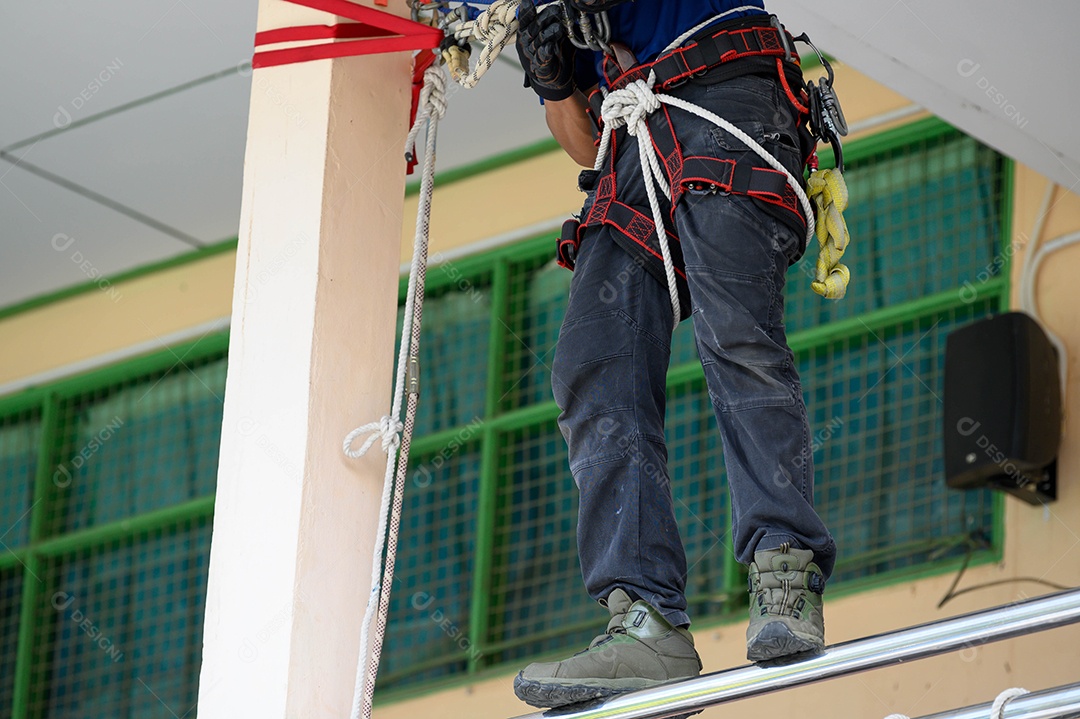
513, 672, 670, 709
746, 621, 824, 663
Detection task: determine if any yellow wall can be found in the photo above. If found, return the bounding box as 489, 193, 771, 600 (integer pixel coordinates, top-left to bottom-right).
0, 253, 235, 387
2, 60, 1079, 718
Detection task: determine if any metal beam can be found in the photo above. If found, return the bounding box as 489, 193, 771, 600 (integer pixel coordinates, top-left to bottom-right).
917, 682, 1080, 719
509, 589, 1080, 719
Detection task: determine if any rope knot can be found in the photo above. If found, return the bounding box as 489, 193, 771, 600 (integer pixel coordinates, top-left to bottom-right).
418, 65, 448, 120
601, 79, 661, 136
343, 415, 404, 459
405, 64, 449, 160
448, 0, 520, 89
471, 0, 518, 41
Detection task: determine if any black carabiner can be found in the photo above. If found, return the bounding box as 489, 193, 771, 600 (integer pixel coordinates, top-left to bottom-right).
795, 33, 848, 172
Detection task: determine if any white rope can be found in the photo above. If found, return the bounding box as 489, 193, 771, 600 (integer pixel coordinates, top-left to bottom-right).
592, 76, 815, 330
342, 416, 403, 458
990, 688, 1029, 719
883, 687, 1029, 719
595, 79, 682, 328
449, 0, 520, 88
347, 63, 448, 719
661, 4, 766, 56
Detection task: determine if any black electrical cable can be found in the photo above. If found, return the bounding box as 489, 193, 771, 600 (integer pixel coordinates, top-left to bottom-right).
937, 531, 1073, 609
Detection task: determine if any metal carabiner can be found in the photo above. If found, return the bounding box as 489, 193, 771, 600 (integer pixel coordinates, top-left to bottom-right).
770, 15, 793, 63
795, 32, 849, 171
559, 1, 611, 53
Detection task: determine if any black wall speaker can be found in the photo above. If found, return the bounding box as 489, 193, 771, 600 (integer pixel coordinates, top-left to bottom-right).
943, 312, 1061, 504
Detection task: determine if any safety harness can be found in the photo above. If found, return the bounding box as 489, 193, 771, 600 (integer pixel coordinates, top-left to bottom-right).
557, 13, 850, 316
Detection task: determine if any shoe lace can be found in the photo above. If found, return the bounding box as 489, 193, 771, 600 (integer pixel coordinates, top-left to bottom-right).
757, 542, 808, 616
581, 613, 628, 652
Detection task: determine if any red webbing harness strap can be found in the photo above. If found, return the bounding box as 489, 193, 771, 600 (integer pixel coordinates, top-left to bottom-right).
645, 101, 808, 237
576, 130, 694, 317
571, 17, 811, 307
601, 22, 800, 93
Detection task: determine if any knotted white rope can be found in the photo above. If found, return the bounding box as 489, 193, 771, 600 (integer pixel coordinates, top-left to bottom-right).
447, 0, 520, 88
347, 62, 448, 719
343, 416, 403, 458
595, 79, 681, 329
884, 687, 1029, 719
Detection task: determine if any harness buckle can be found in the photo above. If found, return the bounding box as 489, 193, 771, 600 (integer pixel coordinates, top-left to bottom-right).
664, 75, 690, 90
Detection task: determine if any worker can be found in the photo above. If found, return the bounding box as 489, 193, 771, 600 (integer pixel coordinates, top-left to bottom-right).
512, 0, 838, 708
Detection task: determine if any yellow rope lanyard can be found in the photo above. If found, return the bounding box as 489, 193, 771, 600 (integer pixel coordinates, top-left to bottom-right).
807, 167, 851, 300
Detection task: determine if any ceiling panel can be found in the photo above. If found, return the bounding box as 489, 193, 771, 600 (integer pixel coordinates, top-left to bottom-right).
20, 72, 251, 244
771, 0, 1080, 188
0, 163, 190, 308
0, 1, 256, 147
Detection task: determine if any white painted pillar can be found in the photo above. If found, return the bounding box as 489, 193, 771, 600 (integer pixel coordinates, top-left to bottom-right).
197, 2, 413, 716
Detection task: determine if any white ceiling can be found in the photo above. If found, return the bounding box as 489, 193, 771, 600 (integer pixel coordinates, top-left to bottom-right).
2, 1, 1077, 312
771, 0, 1080, 189
0, 1, 548, 310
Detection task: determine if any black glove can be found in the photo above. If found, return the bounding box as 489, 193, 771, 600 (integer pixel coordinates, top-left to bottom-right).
566, 0, 631, 12
516, 0, 577, 101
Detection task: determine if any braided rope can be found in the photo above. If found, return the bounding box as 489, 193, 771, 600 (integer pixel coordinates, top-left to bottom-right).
990, 688, 1029, 719
347, 63, 447, 719
447, 0, 520, 88
807, 167, 851, 299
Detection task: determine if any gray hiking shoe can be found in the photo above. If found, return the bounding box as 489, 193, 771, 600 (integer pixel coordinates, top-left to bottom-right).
746, 543, 826, 662
514, 589, 702, 708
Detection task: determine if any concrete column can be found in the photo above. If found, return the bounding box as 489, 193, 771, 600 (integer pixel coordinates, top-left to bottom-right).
197, 1, 412, 716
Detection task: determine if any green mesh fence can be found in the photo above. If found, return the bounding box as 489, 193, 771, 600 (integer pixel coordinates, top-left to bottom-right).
798, 299, 999, 582
1, 569, 22, 713
487, 420, 586, 666
0, 347, 225, 719
405, 275, 493, 435
0, 118, 1009, 714
379, 443, 483, 686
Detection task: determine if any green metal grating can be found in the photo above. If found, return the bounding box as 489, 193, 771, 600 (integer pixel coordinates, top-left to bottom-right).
785, 131, 1003, 334
503, 260, 571, 412
666, 383, 733, 615
0, 411, 41, 554
486, 420, 585, 666
379, 444, 483, 687
49, 361, 225, 538
29, 518, 212, 719
0, 347, 225, 719
404, 274, 493, 436
0, 118, 1011, 712
1, 569, 23, 714
799, 299, 999, 582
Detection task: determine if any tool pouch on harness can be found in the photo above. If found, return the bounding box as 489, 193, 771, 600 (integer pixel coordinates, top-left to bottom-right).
557, 218, 582, 271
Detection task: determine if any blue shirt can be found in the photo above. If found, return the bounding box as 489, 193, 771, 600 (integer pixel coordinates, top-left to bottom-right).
572, 0, 767, 89
605, 0, 766, 65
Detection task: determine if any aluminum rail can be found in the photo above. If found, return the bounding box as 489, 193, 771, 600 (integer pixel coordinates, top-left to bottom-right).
917, 682, 1080, 719
509, 588, 1080, 719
